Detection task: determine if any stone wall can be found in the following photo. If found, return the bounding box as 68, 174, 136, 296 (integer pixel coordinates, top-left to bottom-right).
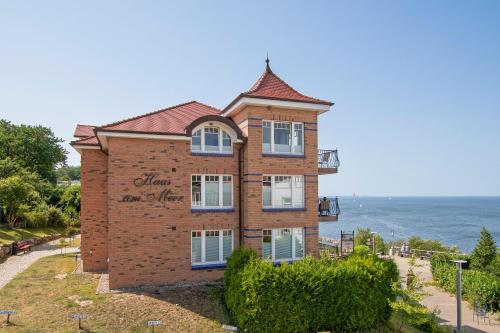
0, 234, 62, 260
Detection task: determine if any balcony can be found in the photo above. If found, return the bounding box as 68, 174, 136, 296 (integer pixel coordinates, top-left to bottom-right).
318, 149, 339, 174
318, 197, 340, 222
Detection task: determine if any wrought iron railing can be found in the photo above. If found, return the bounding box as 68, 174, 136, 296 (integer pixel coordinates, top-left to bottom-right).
318, 149, 339, 169
318, 197, 340, 217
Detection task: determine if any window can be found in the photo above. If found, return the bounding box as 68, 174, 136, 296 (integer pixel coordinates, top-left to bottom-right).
262, 120, 303, 155
262, 175, 304, 209
261, 228, 304, 261
191, 229, 233, 265
191, 174, 233, 209
191, 125, 233, 154
192, 130, 201, 151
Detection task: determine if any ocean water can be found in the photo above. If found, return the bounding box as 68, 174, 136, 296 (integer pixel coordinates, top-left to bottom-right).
319, 196, 500, 253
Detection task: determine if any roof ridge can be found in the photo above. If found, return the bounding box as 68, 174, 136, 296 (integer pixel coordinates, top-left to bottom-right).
247, 68, 327, 103
97, 101, 218, 130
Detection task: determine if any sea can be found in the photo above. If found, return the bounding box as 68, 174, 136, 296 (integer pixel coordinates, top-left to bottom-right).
319, 196, 500, 253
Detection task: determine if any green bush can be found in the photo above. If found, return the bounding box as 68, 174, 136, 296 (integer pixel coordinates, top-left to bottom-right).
24, 203, 69, 228
431, 253, 500, 311
408, 236, 457, 253
224, 249, 399, 332
486, 252, 500, 278
354, 244, 371, 256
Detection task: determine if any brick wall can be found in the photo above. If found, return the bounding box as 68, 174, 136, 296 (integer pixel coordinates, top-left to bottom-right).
106, 137, 241, 289
231, 105, 319, 257
79, 104, 323, 288
80, 149, 108, 271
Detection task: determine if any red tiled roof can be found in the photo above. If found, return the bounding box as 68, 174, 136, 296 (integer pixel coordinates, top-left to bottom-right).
223, 62, 332, 113
97, 101, 220, 135
74, 124, 96, 138
244, 65, 332, 105
71, 135, 99, 146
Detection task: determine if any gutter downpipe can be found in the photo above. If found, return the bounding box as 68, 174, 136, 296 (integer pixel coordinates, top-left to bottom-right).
238, 144, 244, 246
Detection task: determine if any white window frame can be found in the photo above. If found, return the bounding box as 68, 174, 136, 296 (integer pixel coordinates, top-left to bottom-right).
262, 175, 304, 209
191, 174, 233, 209
262, 228, 305, 262
191, 229, 233, 265
191, 123, 235, 154
262, 120, 304, 155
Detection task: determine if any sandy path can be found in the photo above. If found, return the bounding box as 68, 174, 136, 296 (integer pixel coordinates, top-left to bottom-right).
394, 256, 500, 333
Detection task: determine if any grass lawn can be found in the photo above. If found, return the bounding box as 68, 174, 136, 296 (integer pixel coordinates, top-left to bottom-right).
0, 226, 67, 245
0, 253, 435, 333
0, 254, 230, 333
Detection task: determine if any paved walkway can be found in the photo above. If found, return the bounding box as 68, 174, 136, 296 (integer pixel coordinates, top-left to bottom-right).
0, 237, 79, 289
394, 256, 500, 333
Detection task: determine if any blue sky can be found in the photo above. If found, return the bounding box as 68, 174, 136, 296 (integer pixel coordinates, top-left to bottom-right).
1, 1, 499, 196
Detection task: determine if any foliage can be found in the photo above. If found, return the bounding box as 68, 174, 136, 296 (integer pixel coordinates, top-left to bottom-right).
392, 255, 448, 333
354, 244, 371, 256
486, 251, 500, 278
0, 176, 40, 226
431, 253, 500, 312
59, 184, 81, 218
56, 165, 80, 181
355, 227, 388, 254
470, 227, 497, 271
224, 247, 258, 319
224, 248, 399, 332
0, 119, 67, 183
23, 203, 69, 228
408, 236, 457, 253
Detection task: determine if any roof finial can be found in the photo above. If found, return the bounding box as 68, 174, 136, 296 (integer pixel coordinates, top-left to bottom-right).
265, 53, 272, 72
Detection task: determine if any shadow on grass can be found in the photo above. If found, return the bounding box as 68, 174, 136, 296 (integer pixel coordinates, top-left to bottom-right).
126, 283, 232, 326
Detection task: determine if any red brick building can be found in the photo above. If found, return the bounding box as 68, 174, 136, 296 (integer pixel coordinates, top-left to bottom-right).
71, 60, 340, 289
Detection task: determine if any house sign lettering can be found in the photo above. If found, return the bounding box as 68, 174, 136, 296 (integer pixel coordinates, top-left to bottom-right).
119, 172, 183, 204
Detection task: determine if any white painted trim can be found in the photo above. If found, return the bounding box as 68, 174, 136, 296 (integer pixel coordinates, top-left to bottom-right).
97, 130, 190, 141
222, 97, 331, 117
191, 229, 234, 265
71, 145, 101, 154
262, 175, 305, 209
96, 130, 190, 151
190, 123, 235, 154
191, 174, 234, 209
264, 227, 305, 262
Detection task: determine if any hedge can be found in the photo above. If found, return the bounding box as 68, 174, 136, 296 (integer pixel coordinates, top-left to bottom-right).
224, 249, 399, 332
431, 253, 500, 311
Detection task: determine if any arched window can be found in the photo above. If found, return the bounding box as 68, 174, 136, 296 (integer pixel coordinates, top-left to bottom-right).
191, 124, 233, 154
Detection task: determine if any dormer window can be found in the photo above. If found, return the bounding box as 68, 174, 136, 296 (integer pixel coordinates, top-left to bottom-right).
191, 124, 233, 154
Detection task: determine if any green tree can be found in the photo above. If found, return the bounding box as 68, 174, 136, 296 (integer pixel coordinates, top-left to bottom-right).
355, 227, 387, 254
56, 166, 80, 181
60, 184, 81, 217
470, 227, 497, 270
0, 120, 67, 183
0, 176, 40, 226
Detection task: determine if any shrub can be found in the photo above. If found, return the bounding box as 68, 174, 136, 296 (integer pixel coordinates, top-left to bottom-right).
431, 253, 500, 311
24, 203, 69, 228
486, 252, 500, 278
408, 236, 457, 253
354, 244, 371, 256
224, 248, 399, 332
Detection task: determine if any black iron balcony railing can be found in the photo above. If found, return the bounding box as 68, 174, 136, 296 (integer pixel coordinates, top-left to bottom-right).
318, 149, 339, 174
318, 197, 340, 222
